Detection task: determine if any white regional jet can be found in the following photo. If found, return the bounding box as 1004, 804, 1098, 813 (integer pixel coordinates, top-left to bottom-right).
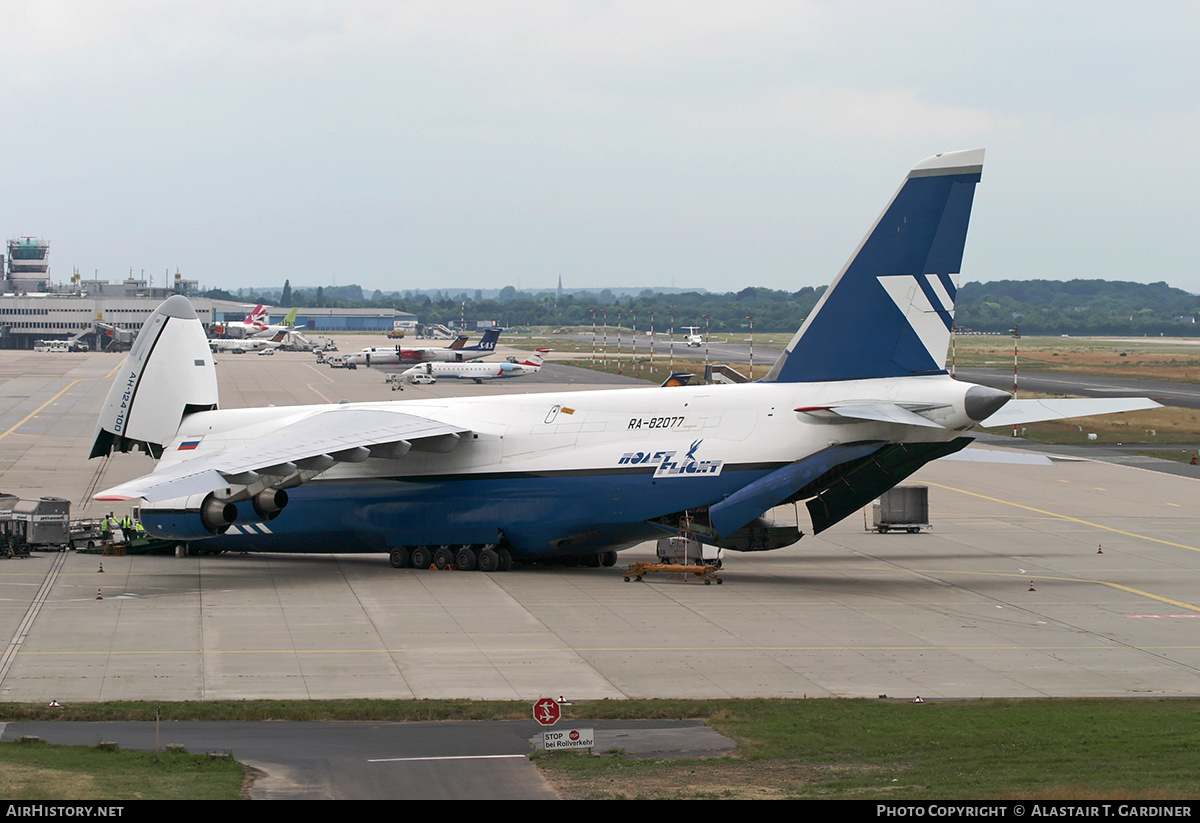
207, 331, 286, 353
397, 348, 548, 386
88, 150, 1159, 573
348, 329, 501, 369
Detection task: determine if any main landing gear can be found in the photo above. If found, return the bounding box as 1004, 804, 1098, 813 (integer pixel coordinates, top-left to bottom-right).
389, 544, 513, 572
387, 545, 620, 572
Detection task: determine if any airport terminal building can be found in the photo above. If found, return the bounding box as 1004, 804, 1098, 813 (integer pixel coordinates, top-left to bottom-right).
0, 238, 416, 348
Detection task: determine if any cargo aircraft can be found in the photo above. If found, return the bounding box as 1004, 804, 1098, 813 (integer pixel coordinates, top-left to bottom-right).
88, 150, 1159, 573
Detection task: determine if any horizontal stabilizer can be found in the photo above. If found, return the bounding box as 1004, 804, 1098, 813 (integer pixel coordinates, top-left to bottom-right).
796, 403, 948, 429
978, 397, 1161, 428
939, 448, 1055, 466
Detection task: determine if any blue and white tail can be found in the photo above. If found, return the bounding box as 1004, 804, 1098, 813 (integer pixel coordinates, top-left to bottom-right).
464, 328, 501, 352
763, 149, 983, 384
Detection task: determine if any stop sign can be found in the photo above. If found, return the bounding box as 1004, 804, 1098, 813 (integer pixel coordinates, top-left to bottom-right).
533, 697, 561, 726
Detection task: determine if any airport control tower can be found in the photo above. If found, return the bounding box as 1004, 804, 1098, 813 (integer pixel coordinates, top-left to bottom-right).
5, 237, 50, 292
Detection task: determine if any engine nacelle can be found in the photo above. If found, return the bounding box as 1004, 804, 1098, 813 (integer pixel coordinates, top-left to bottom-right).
251, 488, 289, 522
140, 492, 237, 540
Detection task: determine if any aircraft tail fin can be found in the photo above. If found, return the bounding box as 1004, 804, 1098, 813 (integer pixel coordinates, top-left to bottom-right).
467, 328, 501, 351
446, 335, 469, 349
519, 348, 549, 367
282, 307, 298, 327
244, 304, 265, 325
762, 149, 984, 384
660, 372, 695, 388
90, 295, 219, 459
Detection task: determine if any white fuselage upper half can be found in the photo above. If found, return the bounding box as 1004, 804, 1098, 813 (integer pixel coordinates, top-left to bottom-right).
158, 374, 988, 484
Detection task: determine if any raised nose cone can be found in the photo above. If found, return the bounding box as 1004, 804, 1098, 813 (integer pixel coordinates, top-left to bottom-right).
964, 385, 1011, 421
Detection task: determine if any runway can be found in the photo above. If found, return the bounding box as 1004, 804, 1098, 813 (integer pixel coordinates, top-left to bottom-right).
3, 340, 1200, 703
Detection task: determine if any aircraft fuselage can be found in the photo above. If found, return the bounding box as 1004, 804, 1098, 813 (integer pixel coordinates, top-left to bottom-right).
138, 374, 986, 557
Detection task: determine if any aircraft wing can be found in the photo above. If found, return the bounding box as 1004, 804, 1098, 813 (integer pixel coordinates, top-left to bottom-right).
96, 407, 469, 502
977, 397, 1161, 428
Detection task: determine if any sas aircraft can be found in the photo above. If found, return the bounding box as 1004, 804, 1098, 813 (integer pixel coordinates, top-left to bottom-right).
348, 328, 501, 369
396, 348, 548, 386
88, 149, 1159, 574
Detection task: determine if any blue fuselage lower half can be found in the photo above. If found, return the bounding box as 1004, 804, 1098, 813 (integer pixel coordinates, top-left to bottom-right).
140, 461, 787, 559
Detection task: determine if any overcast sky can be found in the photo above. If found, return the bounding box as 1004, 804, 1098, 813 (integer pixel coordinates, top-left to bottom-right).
1, 1, 1196, 296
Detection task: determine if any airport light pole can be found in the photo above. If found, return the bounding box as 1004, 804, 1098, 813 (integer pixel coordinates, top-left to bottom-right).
704, 314, 710, 370
602, 309, 608, 370
616, 308, 622, 374
1011, 324, 1020, 437
631, 309, 637, 374
950, 323, 957, 379
669, 309, 675, 373
747, 314, 754, 380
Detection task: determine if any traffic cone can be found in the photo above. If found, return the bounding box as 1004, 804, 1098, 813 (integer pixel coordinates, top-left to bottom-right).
1028, 580, 1036, 591
96, 588, 103, 600
98, 562, 104, 572
912, 696, 924, 703
1097, 545, 1103, 554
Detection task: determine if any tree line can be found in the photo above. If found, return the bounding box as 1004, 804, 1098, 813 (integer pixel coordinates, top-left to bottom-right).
202, 278, 1200, 336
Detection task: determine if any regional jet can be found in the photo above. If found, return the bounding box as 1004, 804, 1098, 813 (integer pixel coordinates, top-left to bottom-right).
348, 329, 502, 369
396, 348, 548, 386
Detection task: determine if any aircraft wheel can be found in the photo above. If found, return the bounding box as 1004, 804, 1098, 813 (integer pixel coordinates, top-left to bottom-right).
599, 551, 618, 567
455, 546, 477, 571
410, 546, 432, 569
433, 546, 455, 570
477, 548, 499, 573
497, 548, 513, 571
474, 378, 482, 384
389, 547, 410, 569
